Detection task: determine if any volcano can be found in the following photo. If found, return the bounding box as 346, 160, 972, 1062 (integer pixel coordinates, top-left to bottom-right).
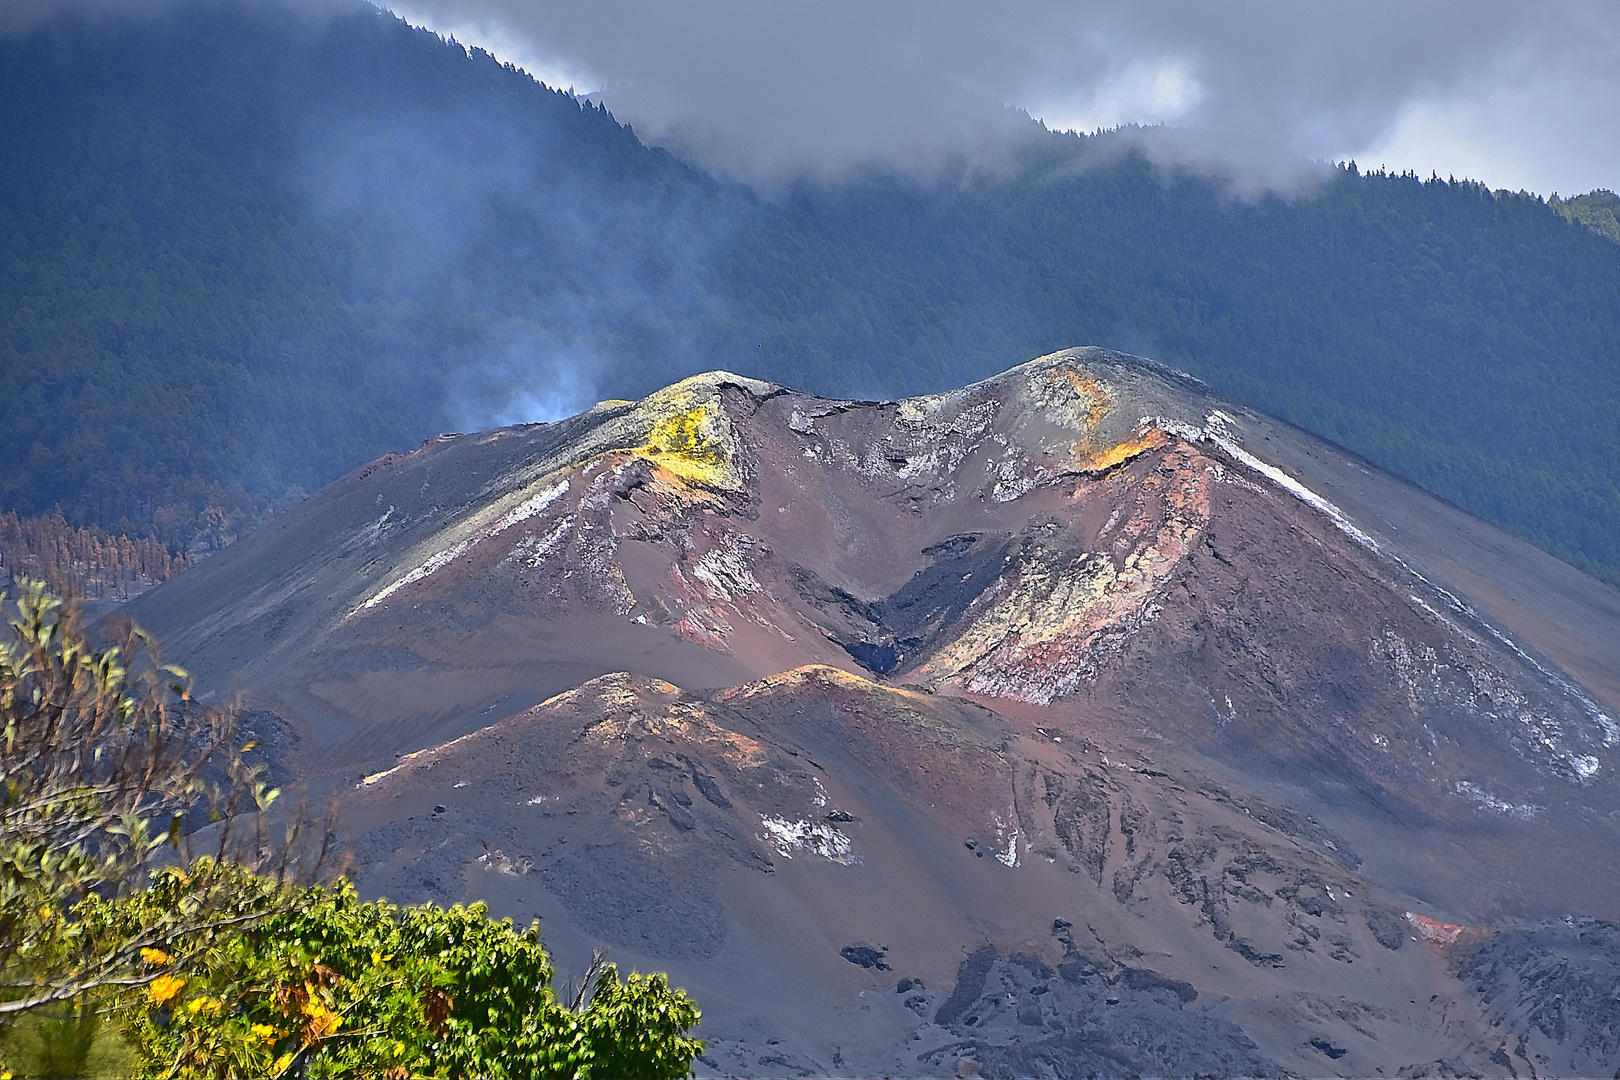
125, 349, 1620, 1077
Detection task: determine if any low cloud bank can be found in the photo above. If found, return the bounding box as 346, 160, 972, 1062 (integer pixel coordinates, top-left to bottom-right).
386, 0, 1619, 195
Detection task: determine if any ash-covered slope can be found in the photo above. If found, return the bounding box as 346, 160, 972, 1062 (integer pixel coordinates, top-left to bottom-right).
126, 348, 1620, 1077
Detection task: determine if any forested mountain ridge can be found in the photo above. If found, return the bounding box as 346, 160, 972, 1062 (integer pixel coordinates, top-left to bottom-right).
4, 1, 1620, 585
0, 2, 703, 549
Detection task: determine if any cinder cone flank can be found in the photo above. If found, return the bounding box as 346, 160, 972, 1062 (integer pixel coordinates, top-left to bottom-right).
125, 349, 1620, 1078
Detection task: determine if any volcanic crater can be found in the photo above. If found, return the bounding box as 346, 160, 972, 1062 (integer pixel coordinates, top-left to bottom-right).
125, 348, 1620, 1078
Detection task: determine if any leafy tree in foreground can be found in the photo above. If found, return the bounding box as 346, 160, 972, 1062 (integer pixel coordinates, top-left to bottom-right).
0, 580, 704, 1077
0, 578, 318, 1020
106, 867, 703, 1078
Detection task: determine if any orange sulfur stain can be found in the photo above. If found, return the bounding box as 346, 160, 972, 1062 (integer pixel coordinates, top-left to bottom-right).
1405, 912, 1483, 955
1064, 370, 1112, 433
1076, 427, 1169, 474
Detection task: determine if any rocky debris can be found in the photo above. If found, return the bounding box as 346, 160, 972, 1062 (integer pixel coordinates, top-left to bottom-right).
934, 946, 999, 1028
1364, 905, 1408, 950
920, 937, 1279, 1079
474, 843, 531, 875
1454, 920, 1620, 1078
1310, 1036, 1350, 1059
840, 945, 890, 970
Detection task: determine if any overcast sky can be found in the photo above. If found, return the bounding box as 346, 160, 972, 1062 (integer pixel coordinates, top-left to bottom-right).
4, 0, 1615, 194
379, 0, 1618, 195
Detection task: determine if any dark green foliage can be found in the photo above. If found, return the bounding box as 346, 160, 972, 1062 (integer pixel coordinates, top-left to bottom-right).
0, 998, 134, 1079
4, 2, 1620, 585
108, 868, 704, 1078
0, 575, 307, 1075
1551, 190, 1620, 245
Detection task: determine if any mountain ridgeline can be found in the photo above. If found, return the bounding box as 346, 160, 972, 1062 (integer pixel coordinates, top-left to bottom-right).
3, 1, 1620, 585
120, 351, 1620, 1076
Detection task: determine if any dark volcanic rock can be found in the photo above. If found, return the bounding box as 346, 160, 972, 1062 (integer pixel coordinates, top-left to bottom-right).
935, 946, 998, 1027
923, 946, 1277, 1080
840, 944, 890, 970
1455, 920, 1620, 1078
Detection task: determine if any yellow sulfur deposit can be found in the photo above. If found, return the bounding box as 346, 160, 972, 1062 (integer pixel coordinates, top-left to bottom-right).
1076, 427, 1168, 473
1063, 370, 1112, 433
1038, 366, 1166, 474
644, 406, 726, 481
634, 383, 742, 489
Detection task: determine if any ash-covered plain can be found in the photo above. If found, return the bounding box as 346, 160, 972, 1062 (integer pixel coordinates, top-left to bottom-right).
126, 348, 1620, 1077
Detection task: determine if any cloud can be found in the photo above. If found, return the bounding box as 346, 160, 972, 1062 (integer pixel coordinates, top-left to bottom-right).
384, 0, 1620, 193
1352, 8, 1620, 195
9, 0, 1614, 192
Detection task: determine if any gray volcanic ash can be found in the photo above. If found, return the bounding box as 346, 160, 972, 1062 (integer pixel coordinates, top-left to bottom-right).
125, 348, 1620, 1077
